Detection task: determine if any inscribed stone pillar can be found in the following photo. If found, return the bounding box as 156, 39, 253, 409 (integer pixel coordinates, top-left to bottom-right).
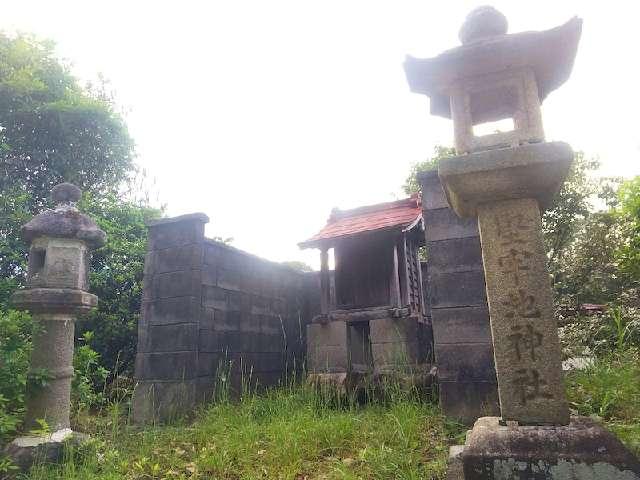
477, 198, 568, 424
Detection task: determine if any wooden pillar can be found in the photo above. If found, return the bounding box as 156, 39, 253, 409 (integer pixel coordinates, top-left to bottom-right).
320, 247, 330, 314
402, 235, 411, 308
390, 242, 401, 308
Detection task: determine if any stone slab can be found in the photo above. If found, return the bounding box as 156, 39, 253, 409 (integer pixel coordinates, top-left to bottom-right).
426, 237, 484, 274
431, 306, 492, 344
369, 316, 420, 344
142, 296, 202, 326
135, 352, 197, 381
458, 416, 640, 479
132, 380, 196, 424
371, 342, 422, 367
435, 343, 496, 382
438, 142, 573, 218
439, 381, 500, 425
478, 198, 569, 425
418, 169, 450, 210
428, 270, 487, 308
147, 214, 207, 251
423, 207, 480, 242
138, 323, 197, 353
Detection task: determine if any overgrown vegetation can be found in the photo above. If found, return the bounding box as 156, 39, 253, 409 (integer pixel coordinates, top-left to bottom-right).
566, 349, 640, 455
21, 383, 463, 480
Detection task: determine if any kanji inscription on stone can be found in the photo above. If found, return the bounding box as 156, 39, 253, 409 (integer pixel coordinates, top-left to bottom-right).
478, 198, 569, 425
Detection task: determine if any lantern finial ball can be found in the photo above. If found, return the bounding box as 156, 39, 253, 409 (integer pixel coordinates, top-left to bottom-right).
459, 6, 508, 44
51, 183, 82, 205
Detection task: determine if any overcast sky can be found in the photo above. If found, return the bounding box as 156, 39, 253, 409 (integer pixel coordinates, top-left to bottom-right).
5, 1, 639, 268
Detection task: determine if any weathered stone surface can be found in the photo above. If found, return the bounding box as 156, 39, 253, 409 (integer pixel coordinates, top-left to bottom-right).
138, 323, 197, 353
307, 321, 348, 348
147, 213, 208, 251
21, 203, 106, 248
12, 288, 97, 313
428, 270, 487, 308
440, 381, 500, 424
135, 213, 315, 423
458, 6, 508, 44
458, 416, 640, 479
132, 380, 196, 424
435, 343, 496, 382
369, 316, 420, 344
404, 17, 582, 119
51, 183, 82, 204
427, 237, 484, 274
418, 170, 449, 211
9, 184, 104, 442
4, 430, 88, 472
438, 142, 573, 217
423, 208, 479, 242
135, 352, 197, 381
478, 198, 569, 425
431, 306, 492, 344
143, 296, 202, 326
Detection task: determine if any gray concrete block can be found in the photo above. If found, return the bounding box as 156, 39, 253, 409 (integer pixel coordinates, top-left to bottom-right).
148, 217, 206, 251
203, 286, 228, 310
435, 343, 496, 382
150, 244, 203, 274
142, 296, 202, 326
418, 170, 449, 210
371, 342, 422, 366
197, 352, 222, 377
307, 321, 348, 348
138, 323, 197, 353
439, 381, 500, 425
424, 207, 479, 242
426, 237, 484, 274
151, 270, 201, 299
428, 270, 487, 308
135, 352, 197, 381
307, 345, 349, 373
132, 380, 196, 424
431, 306, 492, 344
369, 316, 419, 344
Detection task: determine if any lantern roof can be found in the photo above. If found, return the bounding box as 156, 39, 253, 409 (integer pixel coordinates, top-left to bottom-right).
404, 12, 582, 119
21, 183, 106, 249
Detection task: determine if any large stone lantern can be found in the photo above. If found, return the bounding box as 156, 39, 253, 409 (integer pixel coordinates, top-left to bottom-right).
6, 183, 105, 468
405, 7, 640, 479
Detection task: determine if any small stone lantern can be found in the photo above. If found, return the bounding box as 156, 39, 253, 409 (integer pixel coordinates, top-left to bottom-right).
6, 183, 105, 468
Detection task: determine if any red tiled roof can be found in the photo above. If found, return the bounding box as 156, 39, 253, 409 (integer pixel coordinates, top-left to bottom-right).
299, 194, 422, 249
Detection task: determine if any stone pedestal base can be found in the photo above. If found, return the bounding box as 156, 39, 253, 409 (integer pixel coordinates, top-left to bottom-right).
4, 429, 89, 471
446, 416, 640, 479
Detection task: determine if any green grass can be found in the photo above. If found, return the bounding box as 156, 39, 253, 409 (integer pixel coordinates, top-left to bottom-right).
22, 385, 464, 480
565, 348, 640, 455
12, 349, 639, 479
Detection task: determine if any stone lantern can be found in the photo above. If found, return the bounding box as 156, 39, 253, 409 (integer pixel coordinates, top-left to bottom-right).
6, 183, 105, 468
405, 7, 640, 479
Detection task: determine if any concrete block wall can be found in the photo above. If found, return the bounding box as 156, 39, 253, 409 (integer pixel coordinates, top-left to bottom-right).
418, 170, 499, 423
134, 213, 314, 423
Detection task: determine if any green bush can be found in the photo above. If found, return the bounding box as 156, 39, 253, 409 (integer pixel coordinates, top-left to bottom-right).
0, 309, 31, 441
0, 308, 110, 443
566, 349, 640, 454
560, 305, 640, 358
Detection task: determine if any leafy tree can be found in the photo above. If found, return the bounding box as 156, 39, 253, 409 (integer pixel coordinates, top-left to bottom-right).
0, 33, 135, 279
77, 193, 162, 376
615, 176, 640, 304
403, 145, 456, 195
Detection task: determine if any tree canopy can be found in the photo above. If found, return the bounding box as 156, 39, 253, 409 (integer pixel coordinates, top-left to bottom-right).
0, 33, 136, 280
